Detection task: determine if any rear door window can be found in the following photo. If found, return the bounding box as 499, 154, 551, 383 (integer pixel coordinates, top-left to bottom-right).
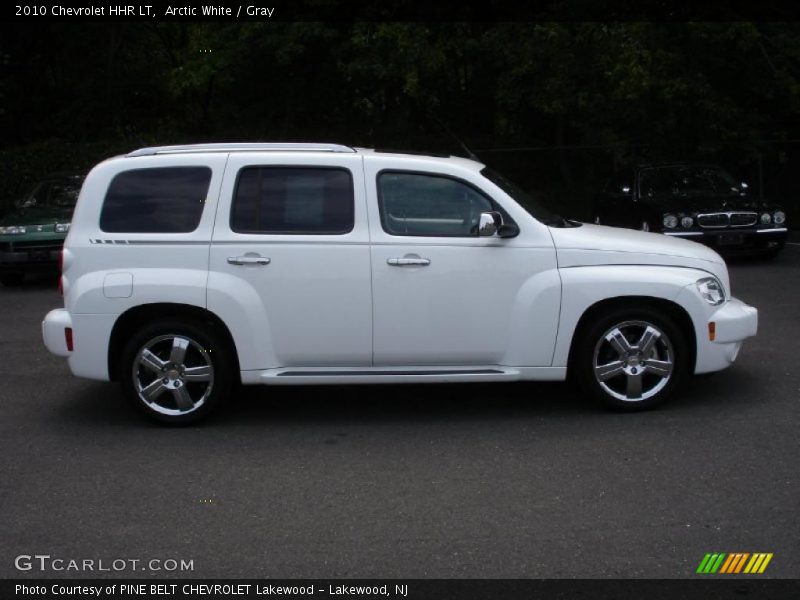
230, 167, 354, 234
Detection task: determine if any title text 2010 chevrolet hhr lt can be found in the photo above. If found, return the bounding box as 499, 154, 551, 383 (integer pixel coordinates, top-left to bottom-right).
42, 143, 758, 423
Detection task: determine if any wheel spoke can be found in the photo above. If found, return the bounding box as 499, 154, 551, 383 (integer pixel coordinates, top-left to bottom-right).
172, 386, 194, 411
606, 328, 632, 357
140, 379, 167, 403
169, 337, 190, 365
644, 359, 672, 378
626, 372, 643, 399
184, 365, 212, 382
139, 349, 165, 374
595, 360, 625, 381
637, 326, 661, 356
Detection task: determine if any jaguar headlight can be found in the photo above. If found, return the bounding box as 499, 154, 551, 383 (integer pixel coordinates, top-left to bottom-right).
680, 216, 694, 228
696, 277, 725, 306
773, 210, 786, 225
760, 212, 772, 225
663, 214, 678, 229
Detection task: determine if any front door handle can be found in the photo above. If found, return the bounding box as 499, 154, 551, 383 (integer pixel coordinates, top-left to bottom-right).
387, 257, 431, 267
227, 256, 271, 266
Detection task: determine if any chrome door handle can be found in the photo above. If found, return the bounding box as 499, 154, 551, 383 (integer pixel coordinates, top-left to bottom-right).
227, 256, 271, 266
387, 257, 431, 267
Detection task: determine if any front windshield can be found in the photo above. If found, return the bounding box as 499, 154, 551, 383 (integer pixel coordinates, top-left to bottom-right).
639, 166, 742, 201
18, 178, 82, 210
480, 167, 563, 226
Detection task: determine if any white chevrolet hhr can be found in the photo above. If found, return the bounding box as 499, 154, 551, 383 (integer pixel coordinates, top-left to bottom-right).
42, 143, 758, 424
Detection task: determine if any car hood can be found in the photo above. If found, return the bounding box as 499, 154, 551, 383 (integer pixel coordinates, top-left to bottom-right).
0, 207, 73, 226
549, 223, 729, 291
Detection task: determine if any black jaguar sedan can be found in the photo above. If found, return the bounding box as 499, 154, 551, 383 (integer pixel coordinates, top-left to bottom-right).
592, 163, 787, 256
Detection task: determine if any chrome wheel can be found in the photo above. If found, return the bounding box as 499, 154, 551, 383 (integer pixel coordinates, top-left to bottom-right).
592, 320, 674, 402
132, 334, 214, 416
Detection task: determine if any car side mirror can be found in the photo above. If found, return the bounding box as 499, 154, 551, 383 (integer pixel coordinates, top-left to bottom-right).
497, 223, 520, 238
478, 211, 501, 237
478, 211, 519, 238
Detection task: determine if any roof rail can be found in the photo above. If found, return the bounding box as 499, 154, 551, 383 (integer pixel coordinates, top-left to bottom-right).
126, 143, 356, 157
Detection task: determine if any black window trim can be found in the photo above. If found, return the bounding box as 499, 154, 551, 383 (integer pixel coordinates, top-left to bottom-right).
99, 165, 212, 234
376, 169, 516, 238
229, 165, 356, 236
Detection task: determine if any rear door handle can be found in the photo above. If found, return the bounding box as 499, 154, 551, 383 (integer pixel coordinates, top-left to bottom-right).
227, 256, 271, 266
387, 257, 431, 267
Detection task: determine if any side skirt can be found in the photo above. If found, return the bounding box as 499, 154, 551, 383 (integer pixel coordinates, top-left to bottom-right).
240, 366, 567, 385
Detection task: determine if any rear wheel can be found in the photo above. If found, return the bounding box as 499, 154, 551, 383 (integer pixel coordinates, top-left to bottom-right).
572, 306, 689, 410
0, 273, 25, 286
119, 318, 233, 424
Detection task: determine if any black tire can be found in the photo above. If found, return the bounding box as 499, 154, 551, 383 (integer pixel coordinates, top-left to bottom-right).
571, 305, 689, 411
0, 273, 25, 286
118, 318, 234, 425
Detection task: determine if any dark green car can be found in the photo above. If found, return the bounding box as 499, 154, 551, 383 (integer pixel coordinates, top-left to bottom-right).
0, 172, 84, 286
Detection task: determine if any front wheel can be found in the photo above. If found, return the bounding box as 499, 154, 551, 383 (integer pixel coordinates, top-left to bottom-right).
571, 307, 689, 410
119, 318, 233, 424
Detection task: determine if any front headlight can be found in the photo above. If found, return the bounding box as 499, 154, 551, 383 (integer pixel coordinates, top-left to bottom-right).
680, 216, 694, 228
773, 210, 786, 225
697, 277, 726, 306
760, 212, 772, 225
663, 214, 678, 229
55, 223, 70, 233
0, 226, 27, 234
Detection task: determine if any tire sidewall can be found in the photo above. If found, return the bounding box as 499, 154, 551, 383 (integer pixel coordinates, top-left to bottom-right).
573, 306, 689, 411
119, 318, 232, 425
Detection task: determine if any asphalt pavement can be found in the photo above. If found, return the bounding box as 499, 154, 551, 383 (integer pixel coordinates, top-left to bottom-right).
1, 245, 798, 579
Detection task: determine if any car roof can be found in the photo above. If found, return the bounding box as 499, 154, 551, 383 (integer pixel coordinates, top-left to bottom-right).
124, 143, 485, 171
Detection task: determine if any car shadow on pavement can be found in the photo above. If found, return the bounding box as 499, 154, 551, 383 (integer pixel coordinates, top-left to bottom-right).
56, 379, 597, 429
55, 366, 766, 430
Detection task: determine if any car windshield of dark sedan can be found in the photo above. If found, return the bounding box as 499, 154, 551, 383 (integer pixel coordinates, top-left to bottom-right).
480, 167, 568, 226
639, 166, 742, 200
18, 178, 82, 210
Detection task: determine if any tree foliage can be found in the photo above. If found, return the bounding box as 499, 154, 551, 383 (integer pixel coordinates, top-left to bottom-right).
0, 21, 798, 214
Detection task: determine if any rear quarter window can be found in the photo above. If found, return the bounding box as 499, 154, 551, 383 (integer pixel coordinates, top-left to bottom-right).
99, 167, 211, 233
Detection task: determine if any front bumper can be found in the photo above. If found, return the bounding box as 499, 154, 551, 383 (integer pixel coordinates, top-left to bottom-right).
696, 297, 758, 373
665, 227, 787, 254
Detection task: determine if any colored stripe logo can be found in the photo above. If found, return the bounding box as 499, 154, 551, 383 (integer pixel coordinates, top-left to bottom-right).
696, 553, 773, 574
